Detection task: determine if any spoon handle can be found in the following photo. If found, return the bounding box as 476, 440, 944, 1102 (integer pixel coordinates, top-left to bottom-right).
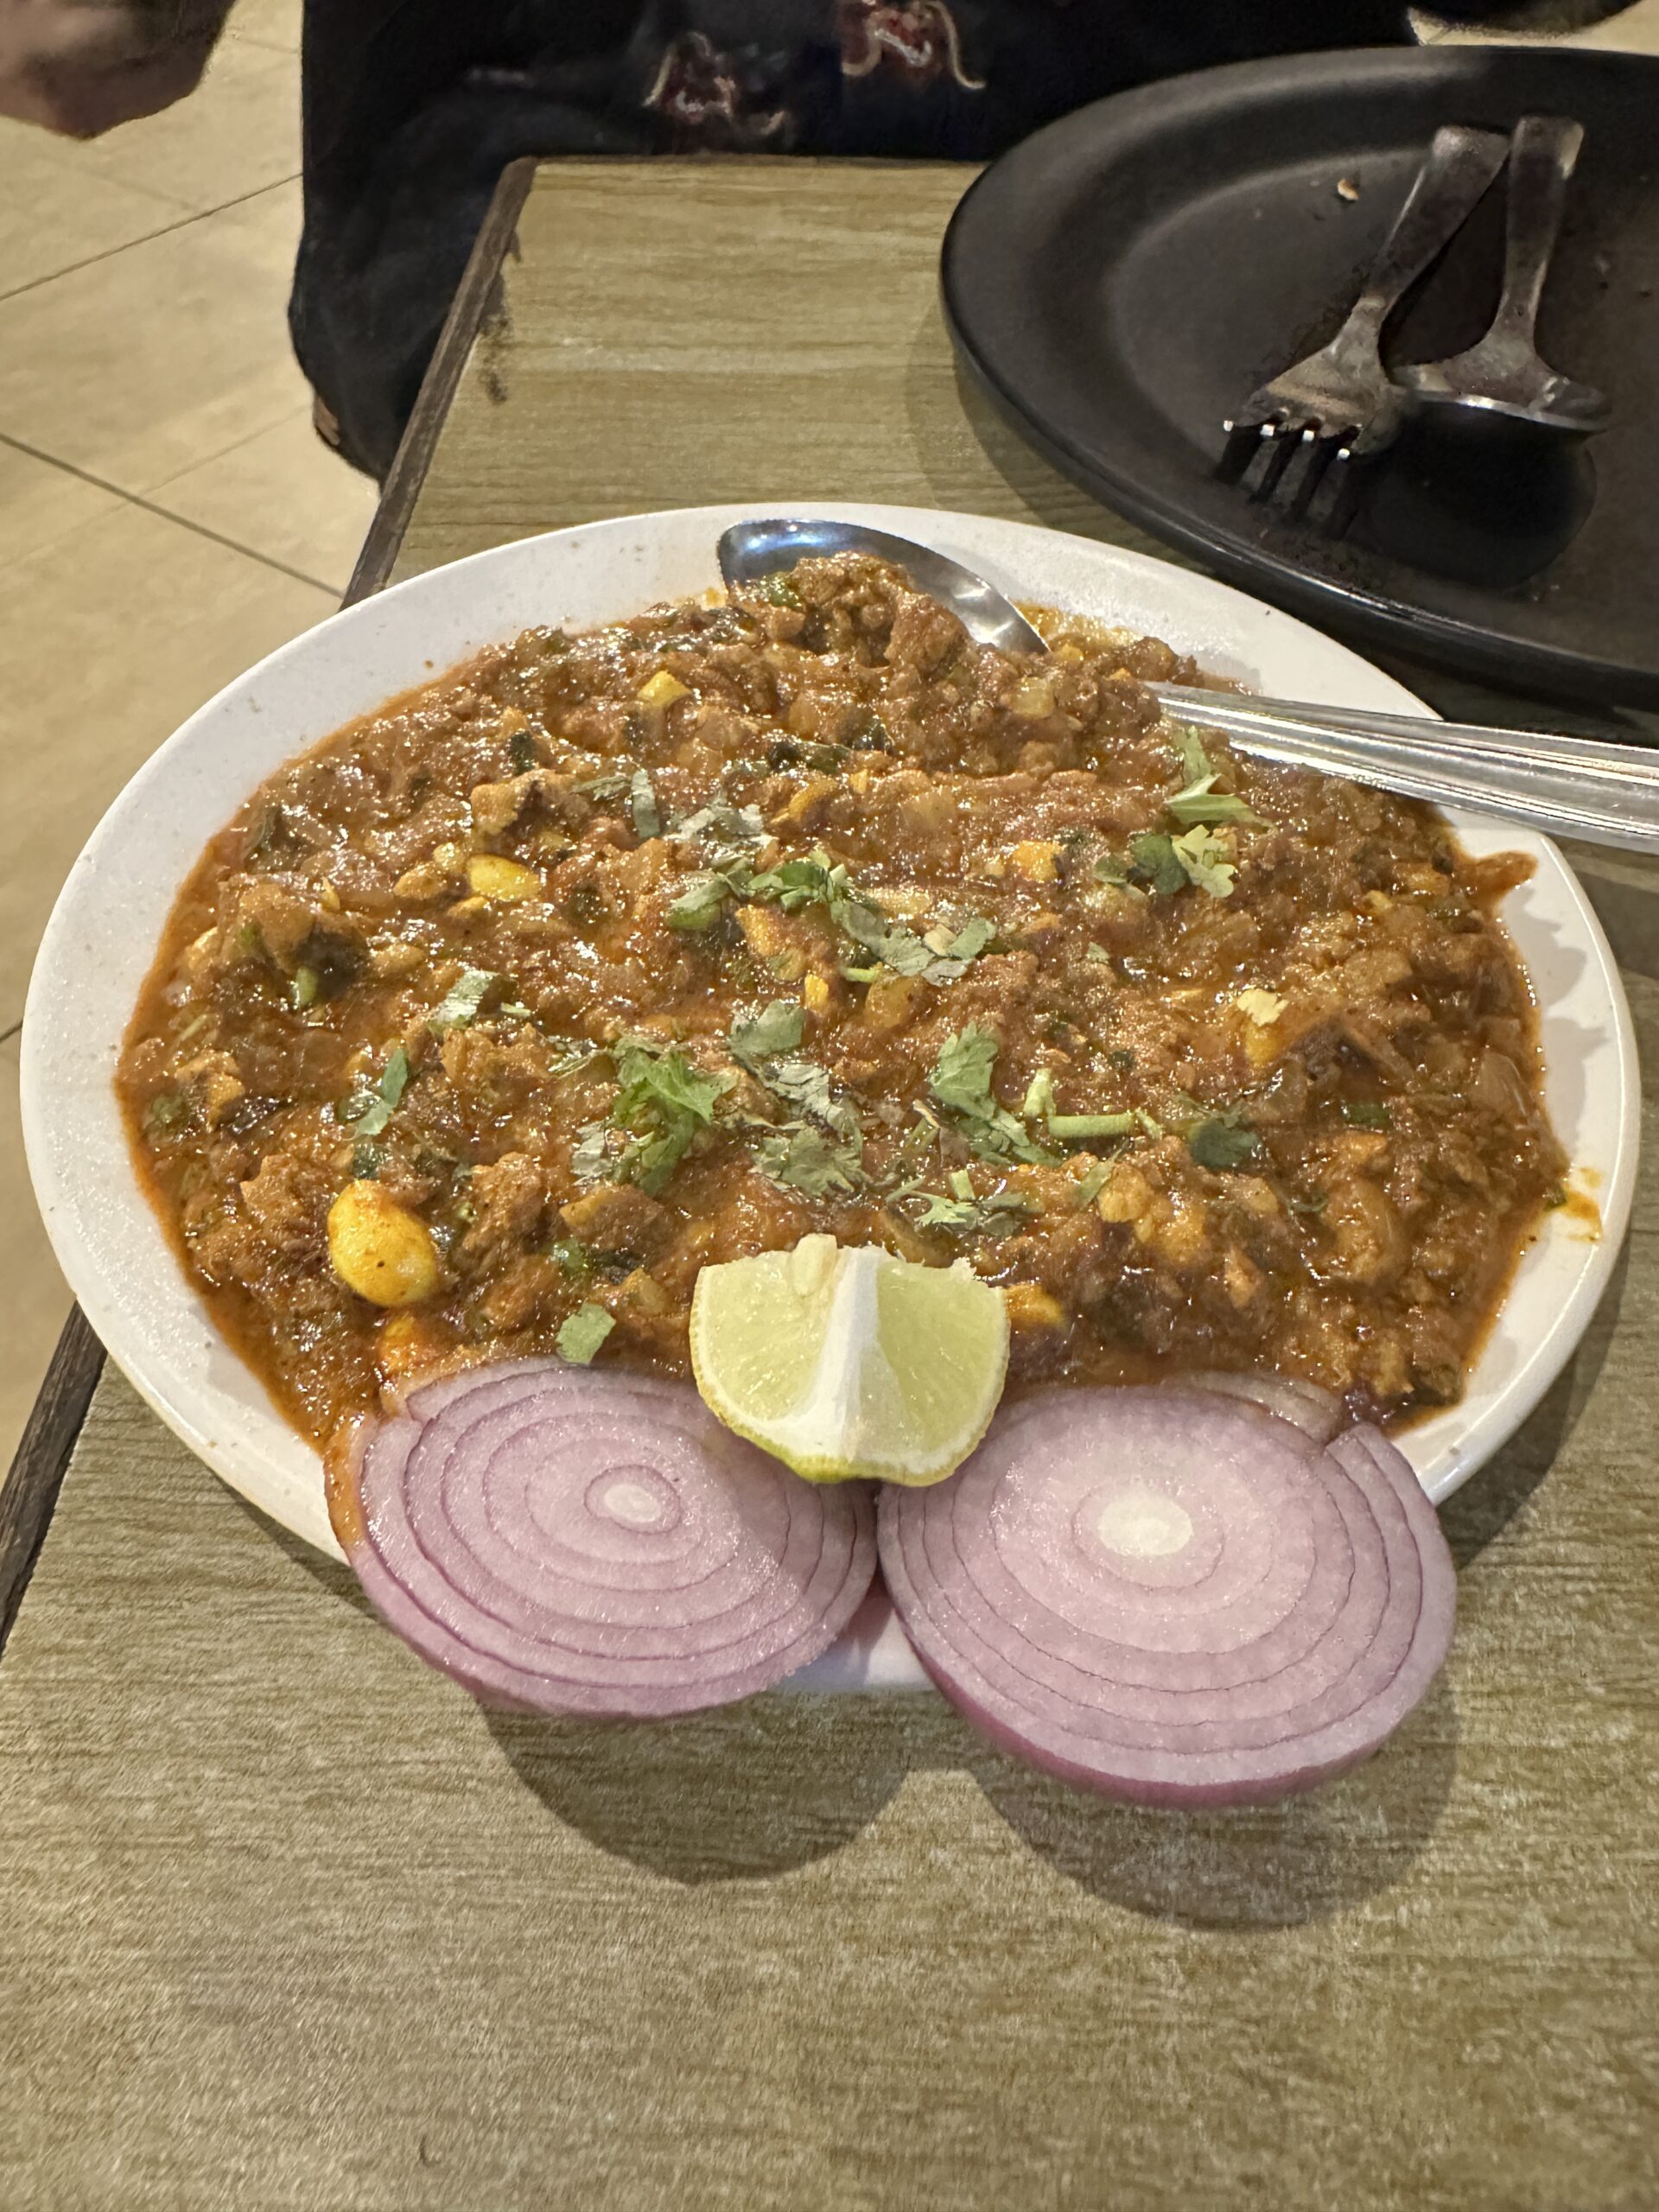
1342, 124, 1510, 341
1495, 113, 1583, 342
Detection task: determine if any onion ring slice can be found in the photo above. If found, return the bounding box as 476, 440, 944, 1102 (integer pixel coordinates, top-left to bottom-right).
335, 1358, 877, 1716
880, 1385, 1455, 1806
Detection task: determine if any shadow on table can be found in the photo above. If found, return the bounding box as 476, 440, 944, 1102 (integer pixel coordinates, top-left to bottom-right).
906, 1674, 1459, 1932
484, 1691, 917, 1884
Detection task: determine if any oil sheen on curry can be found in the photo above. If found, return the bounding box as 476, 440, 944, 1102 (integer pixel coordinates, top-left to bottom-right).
119, 553, 1567, 1448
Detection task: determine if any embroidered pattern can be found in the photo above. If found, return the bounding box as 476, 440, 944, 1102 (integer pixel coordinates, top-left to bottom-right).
836, 1, 986, 91
643, 32, 792, 145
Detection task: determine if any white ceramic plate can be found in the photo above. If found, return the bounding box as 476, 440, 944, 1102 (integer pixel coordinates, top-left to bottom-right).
22, 504, 1638, 1696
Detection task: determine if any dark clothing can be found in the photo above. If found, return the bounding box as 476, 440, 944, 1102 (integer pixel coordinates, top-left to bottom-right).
293, 1, 1430, 479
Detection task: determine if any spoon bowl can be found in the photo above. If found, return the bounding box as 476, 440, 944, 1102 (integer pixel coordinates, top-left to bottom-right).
715, 516, 1048, 655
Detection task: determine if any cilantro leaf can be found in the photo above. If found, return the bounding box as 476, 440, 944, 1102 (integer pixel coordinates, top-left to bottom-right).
1176, 727, 1215, 785
760, 571, 803, 609
556, 1302, 615, 1364
1167, 791, 1256, 831
666, 874, 734, 931
930, 1025, 1000, 1116
753, 1125, 861, 1198
607, 1043, 734, 1194
671, 801, 765, 868
1127, 833, 1188, 897
729, 1000, 805, 1067
629, 768, 662, 841
921, 912, 996, 981
1186, 1118, 1262, 1171
575, 771, 632, 802
1341, 1100, 1393, 1130
929, 1026, 1057, 1166
912, 1185, 1038, 1237
345, 1044, 410, 1138
429, 969, 501, 1033
760, 1056, 863, 1144
1073, 1158, 1114, 1210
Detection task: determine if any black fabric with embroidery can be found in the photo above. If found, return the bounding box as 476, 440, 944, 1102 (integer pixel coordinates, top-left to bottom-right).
292, 0, 1465, 480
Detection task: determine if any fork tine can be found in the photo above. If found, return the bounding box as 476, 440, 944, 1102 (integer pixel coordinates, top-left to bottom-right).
1319, 447, 1363, 540
1287, 431, 1343, 522
1214, 416, 1264, 485
1248, 423, 1300, 504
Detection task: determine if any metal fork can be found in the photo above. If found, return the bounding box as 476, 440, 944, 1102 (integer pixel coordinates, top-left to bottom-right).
1219, 123, 1509, 524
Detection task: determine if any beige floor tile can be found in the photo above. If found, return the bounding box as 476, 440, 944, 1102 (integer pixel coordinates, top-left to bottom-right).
224, 0, 303, 54
0, 442, 124, 572
0, 125, 181, 300
46, 36, 300, 217
0, 181, 310, 495
0, 1030, 72, 1479
151, 406, 379, 594
0, 500, 333, 1027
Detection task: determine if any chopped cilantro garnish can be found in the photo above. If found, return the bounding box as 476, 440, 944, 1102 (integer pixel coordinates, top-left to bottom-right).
1085, 944, 1112, 964
1108, 1048, 1136, 1072
575, 770, 632, 802
547, 1236, 594, 1279
912, 1181, 1038, 1237
556, 1302, 615, 1364
666, 874, 734, 931
429, 968, 501, 1033
671, 801, 766, 866
1049, 1112, 1137, 1141
344, 1045, 410, 1140
1168, 784, 1262, 830
1185, 1117, 1262, 1171
753, 1125, 861, 1198
929, 1026, 1057, 1166
629, 768, 662, 841
1073, 1158, 1114, 1210
1176, 727, 1215, 785
1021, 1068, 1057, 1120
509, 727, 539, 774
1341, 1100, 1394, 1130
729, 1000, 805, 1067
607, 1042, 734, 1195
1127, 832, 1188, 897
760, 571, 803, 609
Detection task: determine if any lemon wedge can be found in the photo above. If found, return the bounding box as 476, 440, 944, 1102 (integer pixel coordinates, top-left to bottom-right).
690, 1235, 1009, 1486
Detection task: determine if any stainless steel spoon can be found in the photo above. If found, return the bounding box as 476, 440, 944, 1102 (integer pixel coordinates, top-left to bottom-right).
718, 516, 1048, 654
715, 515, 1659, 853
1396, 114, 1611, 442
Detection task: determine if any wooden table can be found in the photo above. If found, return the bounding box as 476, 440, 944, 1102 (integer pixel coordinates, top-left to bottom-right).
3, 161, 1656, 2212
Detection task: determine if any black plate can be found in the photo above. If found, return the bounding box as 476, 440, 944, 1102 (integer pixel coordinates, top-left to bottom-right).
943, 45, 1659, 708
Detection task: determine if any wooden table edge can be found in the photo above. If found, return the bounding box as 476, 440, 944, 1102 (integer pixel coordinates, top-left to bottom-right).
0, 157, 541, 1662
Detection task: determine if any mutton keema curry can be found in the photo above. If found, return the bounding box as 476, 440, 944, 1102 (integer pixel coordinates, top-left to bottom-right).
118, 552, 1566, 1448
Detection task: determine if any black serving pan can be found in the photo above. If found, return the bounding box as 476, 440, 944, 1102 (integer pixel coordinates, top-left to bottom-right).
943, 46, 1659, 709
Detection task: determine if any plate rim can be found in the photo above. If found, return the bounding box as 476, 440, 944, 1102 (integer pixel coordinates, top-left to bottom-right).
21, 499, 1639, 1579
941, 41, 1659, 709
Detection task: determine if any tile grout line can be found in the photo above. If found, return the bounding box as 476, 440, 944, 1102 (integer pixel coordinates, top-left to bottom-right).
0, 173, 302, 308
0, 432, 343, 599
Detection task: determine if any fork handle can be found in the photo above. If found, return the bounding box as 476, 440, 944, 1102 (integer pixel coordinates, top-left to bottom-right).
1339, 124, 1510, 342
1494, 113, 1583, 341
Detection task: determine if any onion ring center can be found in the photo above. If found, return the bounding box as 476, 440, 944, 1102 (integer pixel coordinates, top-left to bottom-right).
586, 1465, 683, 1534
1088, 1486, 1196, 1562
